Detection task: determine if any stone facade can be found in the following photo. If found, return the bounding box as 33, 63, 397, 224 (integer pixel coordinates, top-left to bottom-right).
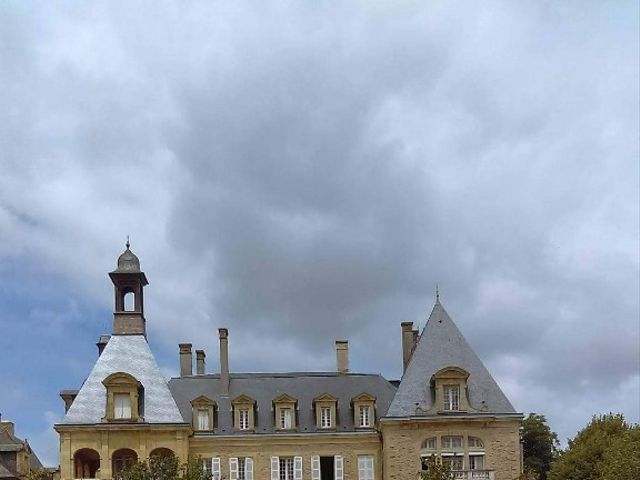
54, 246, 523, 480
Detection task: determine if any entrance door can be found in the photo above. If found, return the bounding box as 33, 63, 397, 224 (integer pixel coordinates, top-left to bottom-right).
320, 457, 335, 480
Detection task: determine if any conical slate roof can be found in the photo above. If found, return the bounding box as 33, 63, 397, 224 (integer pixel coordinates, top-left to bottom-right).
386, 301, 517, 417
61, 335, 185, 424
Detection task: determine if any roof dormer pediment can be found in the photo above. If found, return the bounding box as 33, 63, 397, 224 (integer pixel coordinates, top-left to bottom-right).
231, 394, 256, 405
273, 393, 297, 404
313, 392, 337, 403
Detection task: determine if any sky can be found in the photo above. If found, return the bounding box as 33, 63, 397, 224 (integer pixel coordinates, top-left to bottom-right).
0, 0, 638, 467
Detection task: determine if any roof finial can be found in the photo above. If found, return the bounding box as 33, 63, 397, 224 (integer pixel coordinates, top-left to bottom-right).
126, 235, 130, 250
436, 283, 440, 303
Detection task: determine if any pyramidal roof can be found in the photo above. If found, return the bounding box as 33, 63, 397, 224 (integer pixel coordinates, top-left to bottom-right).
386, 301, 517, 417
61, 335, 185, 424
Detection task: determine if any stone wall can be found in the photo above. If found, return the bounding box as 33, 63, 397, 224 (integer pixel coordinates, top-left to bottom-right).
380, 418, 522, 480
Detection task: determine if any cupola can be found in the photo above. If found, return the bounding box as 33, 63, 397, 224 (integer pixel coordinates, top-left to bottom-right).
108, 240, 149, 336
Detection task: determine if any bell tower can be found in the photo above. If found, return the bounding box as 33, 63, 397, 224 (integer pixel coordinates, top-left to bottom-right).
108, 240, 149, 336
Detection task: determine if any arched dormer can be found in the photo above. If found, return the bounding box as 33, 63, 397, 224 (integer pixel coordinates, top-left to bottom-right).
102, 372, 143, 422
430, 366, 474, 413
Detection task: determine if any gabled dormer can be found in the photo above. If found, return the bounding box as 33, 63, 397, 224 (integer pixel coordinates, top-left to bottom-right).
191, 395, 216, 432
273, 393, 297, 431
313, 393, 337, 430
351, 392, 376, 428
232, 394, 256, 431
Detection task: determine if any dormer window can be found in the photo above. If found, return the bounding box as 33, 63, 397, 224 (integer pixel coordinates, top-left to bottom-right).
351, 392, 376, 429
114, 394, 131, 419
191, 395, 216, 432
313, 393, 337, 430
273, 393, 297, 431
431, 366, 472, 413
443, 385, 460, 411
232, 395, 256, 431
102, 372, 142, 422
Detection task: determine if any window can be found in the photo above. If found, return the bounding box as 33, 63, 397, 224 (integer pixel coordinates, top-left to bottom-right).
320, 407, 332, 428
443, 385, 460, 411
280, 407, 292, 429
114, 393, 131, 419
469, 455, 484, 470
442, 455, 463, 471
197, 409, 209, 430
279, 458, 294, 480
421, 437, 436, 450
359, 405, 371, 427
230, 457, 253, 480
441, 436, 463, 449
239, 409, 250, 430
203, 458, 212, 478
468, 436, 484, 448
357, 455, 374, 480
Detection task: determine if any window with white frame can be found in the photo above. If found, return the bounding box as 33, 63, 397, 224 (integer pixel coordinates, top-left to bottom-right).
442, 455, 463, 471
421, 437, 436, 450
197, 409, 210, 431
357, 455, 374, 480
280, 407, 292, 430
230, 457, 253, 480
320, 407, 332, 428
443, 384, 460, 411
203, 458, 220, 480
114, 393, 131, 419
468, 436, 484, 448
441, 436, 463, 449
239, 408, 250, 430
279, 457, 294, 480
359, 405, 371, 427
469, 455, 484, 470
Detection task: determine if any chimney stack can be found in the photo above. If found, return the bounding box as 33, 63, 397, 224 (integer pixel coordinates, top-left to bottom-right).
0, 418, 15, 437
401, 322, 418, 373
196, 350, 206, 375
59, 390, 78, 413
335, 340, 349, 374
179, 343, 193, 377
96, 335, 110, 357
219, 328, 229, 394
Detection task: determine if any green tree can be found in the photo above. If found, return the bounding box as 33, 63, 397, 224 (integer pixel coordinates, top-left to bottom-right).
548, 413, 631, 480
25, 469, 53, 480
417, 456, 452, 480
119, 454, 206, 480
521, 413, 559, 480
600, 425, 640, 480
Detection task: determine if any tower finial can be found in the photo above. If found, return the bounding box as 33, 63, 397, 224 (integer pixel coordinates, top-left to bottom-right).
126, 235, 130, 250
436, 283, 440, 303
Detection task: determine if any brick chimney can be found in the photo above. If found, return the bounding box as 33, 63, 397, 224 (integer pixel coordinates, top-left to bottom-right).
179, 343, 193, 377
59, 390, 78, 413
96, 335, 110, 357
401, 321, 418, 373
0, 417, 14, 436
196, 350, 206, 375
219, 328, 229, 394
336, 340, 349, 374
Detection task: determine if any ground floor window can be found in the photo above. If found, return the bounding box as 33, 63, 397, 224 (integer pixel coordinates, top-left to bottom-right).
469, 454, 484, 470
279, 457, 294, 480
357, 455, 374, 480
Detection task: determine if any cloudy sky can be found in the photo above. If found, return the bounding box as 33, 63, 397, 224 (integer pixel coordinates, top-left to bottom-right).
0, 0, 638, 466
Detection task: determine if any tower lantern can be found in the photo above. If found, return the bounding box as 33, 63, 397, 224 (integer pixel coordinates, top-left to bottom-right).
108, 240, 149, 337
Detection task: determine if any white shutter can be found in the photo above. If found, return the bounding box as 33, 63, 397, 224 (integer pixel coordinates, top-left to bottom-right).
311, 455, 320, 480
229, 457, 239, 480
245, 458, 254, 480
271, 456, 280, 480
335, 455, 344, 480
294, 456, 303, 480
212, 457, 221, 480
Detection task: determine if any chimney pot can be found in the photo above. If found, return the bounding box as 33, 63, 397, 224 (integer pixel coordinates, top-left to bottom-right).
196, 350, 206, 375
335, 340, 349, 374
179, 343, 193, 377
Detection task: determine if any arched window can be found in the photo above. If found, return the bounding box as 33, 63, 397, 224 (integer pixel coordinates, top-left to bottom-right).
149, 448, 175, 458
123, 291, 135, 311
74, 448, 100, 479
112, 448, 138, 478
468, 437, 486, 471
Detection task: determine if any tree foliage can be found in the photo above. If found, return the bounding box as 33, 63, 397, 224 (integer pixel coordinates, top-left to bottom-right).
118, 454, 207, 480
417, 456, 453, 480
521, 413, 559, 480
549, 413, 638, 480
25, 469, 54, 480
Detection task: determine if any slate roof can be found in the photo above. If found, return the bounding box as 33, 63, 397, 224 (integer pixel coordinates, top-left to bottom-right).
168, 372, 397, 434
0, 427, 43, 477
61, 335, 185, 424
386, 301, 518, 417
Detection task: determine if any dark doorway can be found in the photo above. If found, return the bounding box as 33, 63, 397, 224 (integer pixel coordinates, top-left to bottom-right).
320, 457, 335, 480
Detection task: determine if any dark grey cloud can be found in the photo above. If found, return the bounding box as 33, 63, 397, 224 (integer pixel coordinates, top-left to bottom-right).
0, 0, 637, 463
